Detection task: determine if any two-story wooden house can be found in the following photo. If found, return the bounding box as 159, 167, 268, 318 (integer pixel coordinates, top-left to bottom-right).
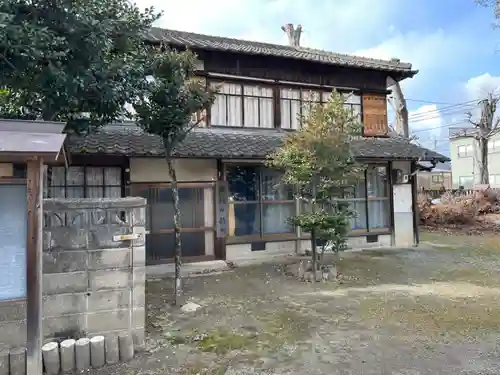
54, 26, 449, 265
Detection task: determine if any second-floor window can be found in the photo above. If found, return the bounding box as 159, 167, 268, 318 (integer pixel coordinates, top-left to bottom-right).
489, 174, 500, 185
210, 82, 273, 128
488, 139, 500, 152
431, 174, 444, 183
280, 89, 362, 130
457, 144, 473, 158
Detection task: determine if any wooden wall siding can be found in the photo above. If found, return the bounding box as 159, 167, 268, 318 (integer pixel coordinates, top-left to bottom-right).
362, 94, 388, 136
200, 50, 390, 92
210, 82, 274, 128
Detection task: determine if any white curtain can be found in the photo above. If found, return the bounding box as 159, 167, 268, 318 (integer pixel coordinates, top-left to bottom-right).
367, 166, 389, 229
260, 168, 294, 234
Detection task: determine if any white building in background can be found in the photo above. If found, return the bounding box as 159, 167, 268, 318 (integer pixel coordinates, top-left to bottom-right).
449, 127, 500, 188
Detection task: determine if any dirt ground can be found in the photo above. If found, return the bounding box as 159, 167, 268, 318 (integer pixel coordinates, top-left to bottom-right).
91, 231, 500, 375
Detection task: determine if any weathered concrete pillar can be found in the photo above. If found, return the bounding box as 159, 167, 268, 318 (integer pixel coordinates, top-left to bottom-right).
60, 339, 76, 372
9, 347, 26, 375
0, 350, 9, 375
42, 342, 60, 375
90, 336, 105, 368
75, 338, 90, 371
118, 333, 134, 362
105, 336, 119, 365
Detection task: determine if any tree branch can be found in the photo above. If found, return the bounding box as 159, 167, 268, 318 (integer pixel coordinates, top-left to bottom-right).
467, 111, 480, 127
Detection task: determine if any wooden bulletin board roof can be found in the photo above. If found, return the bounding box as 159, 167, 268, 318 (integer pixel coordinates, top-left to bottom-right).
0, 119, 68, 164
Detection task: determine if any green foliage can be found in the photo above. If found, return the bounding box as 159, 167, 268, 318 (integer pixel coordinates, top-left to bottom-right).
291, 201, 354, 253
0, 88, 36, 119
267, 90, 364, 254
134, 48, 216, 151
0, 0, 160, 131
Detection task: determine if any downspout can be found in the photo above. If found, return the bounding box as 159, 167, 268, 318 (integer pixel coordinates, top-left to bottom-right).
411, 161, 420, 246
388, 161, 396, 246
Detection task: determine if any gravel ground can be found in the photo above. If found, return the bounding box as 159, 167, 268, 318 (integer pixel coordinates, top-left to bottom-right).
90, 231, 500, 375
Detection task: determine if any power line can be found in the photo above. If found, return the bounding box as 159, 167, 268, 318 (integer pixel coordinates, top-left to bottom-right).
408, 100, 480, 120
406, 98, 455, 105
410, 120, 469, 134
409, 108, 474, 124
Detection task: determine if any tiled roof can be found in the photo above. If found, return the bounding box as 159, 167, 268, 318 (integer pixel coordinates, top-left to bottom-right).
146, 28, 417, 77
68, 125, 449, 162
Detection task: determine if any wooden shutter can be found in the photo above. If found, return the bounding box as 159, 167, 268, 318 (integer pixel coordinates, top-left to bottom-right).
362, 94, 388, 137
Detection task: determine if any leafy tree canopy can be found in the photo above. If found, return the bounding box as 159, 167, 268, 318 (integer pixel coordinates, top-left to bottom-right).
134, 49, 215, 152
267, 91, 364, 259
0, 0, 160, 132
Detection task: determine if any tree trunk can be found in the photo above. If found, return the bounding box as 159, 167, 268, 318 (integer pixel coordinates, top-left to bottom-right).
310, 179, 318, 282
165, 154, 183, 305
478, 137, 489, 185
310, 229, 317, 284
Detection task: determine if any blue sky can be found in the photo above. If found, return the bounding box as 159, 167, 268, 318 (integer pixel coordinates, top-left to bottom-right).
138, 0, 500, 156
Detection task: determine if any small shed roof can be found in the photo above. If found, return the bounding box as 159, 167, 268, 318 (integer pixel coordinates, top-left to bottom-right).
0, 120, 67, 164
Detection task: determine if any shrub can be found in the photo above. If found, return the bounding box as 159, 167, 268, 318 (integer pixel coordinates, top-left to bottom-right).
418, 189, 500, 226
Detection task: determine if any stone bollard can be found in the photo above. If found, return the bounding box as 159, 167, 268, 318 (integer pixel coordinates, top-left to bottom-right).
105, 336, 120, 365
0, 350, 9, 375
60, 339, 76, 373
75, 338, 91, 371
9, 347, 26, 375
118, 333, 134, 362
90, 336, 105, 368
42, 342, 60, 375
297, 261, 305, 279
132, 330, 145, 351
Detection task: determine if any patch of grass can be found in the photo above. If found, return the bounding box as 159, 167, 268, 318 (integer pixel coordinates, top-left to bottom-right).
259, 309, 311, 344
431, 266, 500, 288
197, 330, 254, 355
190, 307, 311, 356
335, 254, 407, 286
179, 360, 230, 375
359, 294, 500, 340
421, 230, 500, 255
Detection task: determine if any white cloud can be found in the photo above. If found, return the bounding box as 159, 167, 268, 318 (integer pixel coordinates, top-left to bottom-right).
134, 0, 398, 50
409, 104, 442, 135
135, 0, 250, 33
464, 73, 500, 101
354, 28, 487, 98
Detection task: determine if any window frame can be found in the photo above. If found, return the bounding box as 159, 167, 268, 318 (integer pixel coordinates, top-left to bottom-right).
224, 163, 296, 242
457, 144, 473, 158
488, 139, 500, 153
337, 163, 391, 233
45, 165, 124, 199
279, 87, 362, 130
489, 174, 500, 185
225, 162, 391, 242
209, 80, 275, 129
431, 174, 444, 183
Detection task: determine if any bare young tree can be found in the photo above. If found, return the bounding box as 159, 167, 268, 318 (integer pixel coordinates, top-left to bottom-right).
467, 93, 500, 185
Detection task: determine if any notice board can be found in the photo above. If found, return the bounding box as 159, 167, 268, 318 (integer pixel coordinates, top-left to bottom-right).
0, 185, 27, 300
362, 94, 389, 136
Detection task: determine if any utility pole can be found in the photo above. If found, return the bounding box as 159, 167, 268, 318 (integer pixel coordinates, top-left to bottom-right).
467, 93, 499, 185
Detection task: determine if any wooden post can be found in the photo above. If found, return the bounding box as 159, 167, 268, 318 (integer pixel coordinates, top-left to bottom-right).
26, 157, 43, 375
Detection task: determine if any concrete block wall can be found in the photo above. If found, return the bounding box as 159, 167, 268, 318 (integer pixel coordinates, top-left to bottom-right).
0, 197, 147, 354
